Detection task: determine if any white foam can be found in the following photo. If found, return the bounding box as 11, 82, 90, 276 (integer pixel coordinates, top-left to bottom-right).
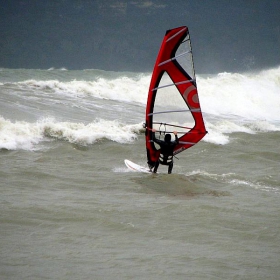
17, 74, 150, 105
245, 120, 280, 132
3, 66, 280, 147
47, 67, 68, 71
202, 118, 280, 145
12, 66, 280, 123
42, 118, 141, 145
203, 120, 251, 145
0, 116, 43, 150
0, 116, 143, 150
229, 179, 280, 194
198, 66, 280, 122
5, 66, 280, 110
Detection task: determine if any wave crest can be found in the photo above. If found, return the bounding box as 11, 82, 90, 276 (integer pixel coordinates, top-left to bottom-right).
0, 116, 143, 150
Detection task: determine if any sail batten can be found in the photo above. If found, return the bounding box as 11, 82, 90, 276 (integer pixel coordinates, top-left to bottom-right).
158, 50, 191, 67
145, 26, 207, 168
148, 108, 201, 116
152, 79, 195, 91
166, 26, 187, 42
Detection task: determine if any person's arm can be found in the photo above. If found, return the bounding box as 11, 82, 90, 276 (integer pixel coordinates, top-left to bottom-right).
151, 128, 161, 144
173, 131, 179, 144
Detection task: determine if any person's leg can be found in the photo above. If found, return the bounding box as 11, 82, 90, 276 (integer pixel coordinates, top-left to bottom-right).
153, 161, 159, 173
168, 161, 173, 174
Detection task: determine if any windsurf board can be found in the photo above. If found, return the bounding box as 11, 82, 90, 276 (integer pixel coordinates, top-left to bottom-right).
124, 159, 152, 173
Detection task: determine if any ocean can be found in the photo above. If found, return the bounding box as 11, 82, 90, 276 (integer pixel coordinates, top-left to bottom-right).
1, 66, 280, 279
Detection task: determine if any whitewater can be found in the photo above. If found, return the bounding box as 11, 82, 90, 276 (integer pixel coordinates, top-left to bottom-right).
1, 67, 280, 150
1, 67, 280, 280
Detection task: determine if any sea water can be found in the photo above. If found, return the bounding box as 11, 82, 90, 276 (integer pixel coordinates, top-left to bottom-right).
0, 67, 280, 279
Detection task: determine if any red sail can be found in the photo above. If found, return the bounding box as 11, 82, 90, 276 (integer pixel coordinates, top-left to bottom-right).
145, 26, 207, 168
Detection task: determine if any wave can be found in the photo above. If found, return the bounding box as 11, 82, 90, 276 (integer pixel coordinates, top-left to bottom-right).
203, 119, 280, 145
15, 75, 150, 105
1, 114, 279, 150
0, 116, 142, 150
4, 66, 280, 122
198, 67, 280, 122
1, 67, 279, 149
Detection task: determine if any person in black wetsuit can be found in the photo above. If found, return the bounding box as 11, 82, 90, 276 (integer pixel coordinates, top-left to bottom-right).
151, 128, 179, 174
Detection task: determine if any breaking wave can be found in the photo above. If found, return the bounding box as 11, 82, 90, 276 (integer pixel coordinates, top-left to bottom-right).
1, 66, 279, 149
0, 116, 142, 150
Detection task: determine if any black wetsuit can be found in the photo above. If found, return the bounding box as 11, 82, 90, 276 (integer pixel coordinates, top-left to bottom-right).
152, 133, 179, 174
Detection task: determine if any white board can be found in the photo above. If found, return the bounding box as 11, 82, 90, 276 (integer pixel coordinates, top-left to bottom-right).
124, 159, 152, 173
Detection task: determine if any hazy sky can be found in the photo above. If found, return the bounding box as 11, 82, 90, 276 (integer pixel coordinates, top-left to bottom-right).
1, 0, 280, 73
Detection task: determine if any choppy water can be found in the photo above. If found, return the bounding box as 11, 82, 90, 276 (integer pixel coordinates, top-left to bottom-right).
1, 67, 280, 279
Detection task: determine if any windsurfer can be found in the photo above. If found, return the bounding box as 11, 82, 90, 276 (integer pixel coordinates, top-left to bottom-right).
151, 128, 179, 174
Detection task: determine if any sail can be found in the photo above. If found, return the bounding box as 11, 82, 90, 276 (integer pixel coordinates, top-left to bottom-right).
145, 26, 207, 168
